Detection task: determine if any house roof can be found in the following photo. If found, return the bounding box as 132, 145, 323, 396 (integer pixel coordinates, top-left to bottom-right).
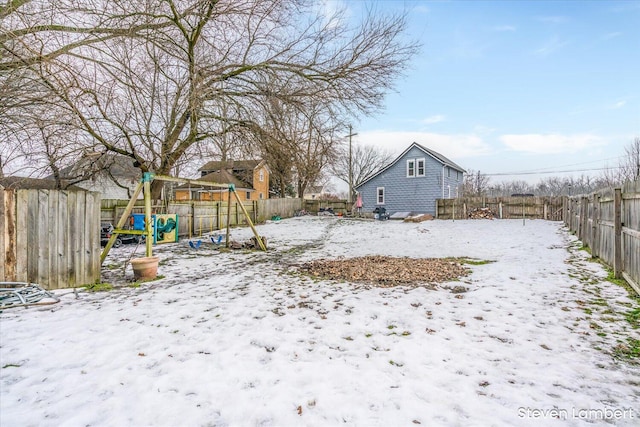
355, 142, 466, 189
176, 170, 251, 191
0, 176, 84, 190
54, 152, 141, 182
198, 159, 264, 173
304, 185, 325, 195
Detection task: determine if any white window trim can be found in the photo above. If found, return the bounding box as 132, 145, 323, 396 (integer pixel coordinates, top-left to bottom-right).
376, 187, 385, 204
259, 169, 264, 182
406, 159, 415, 177
417, 158, 425, 177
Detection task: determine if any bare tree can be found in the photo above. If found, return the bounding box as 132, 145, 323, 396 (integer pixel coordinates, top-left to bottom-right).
331, 142, 395, 198
3, 0, 418, 198
620, 137, 640, 183
462, 170, 490, 197
247, 95, 339, 198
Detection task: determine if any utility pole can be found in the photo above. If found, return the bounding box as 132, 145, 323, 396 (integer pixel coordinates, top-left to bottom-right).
346, 125, 358, 205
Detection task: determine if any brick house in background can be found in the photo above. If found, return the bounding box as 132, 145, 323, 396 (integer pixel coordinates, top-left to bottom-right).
174, 160, 269, 202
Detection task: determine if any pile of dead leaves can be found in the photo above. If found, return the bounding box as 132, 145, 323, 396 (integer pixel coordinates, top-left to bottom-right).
299, 256, 469, 288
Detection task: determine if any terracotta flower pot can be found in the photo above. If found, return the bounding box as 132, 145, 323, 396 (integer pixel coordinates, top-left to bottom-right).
130, 256, 159, 280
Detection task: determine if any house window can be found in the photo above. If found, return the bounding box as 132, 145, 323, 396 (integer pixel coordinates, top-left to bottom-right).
259, 169, 264, 182
417, 158, 425, 177
376, 187, 385, 204
246, 191, 251, 200
259, 192, 264, 199
447, 167, 451, 178
457, 171, 461, 180
407, 159, 415, 177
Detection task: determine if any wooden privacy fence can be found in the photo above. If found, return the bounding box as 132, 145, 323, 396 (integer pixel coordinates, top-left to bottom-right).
101, 198, 303, 238
303, 199, 349, 214
0, 188, 101, 290
565, 182, 640, 295
436, 196, 565, 221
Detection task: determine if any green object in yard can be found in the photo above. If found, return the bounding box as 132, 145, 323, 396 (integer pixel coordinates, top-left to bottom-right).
271, 215, 281, 221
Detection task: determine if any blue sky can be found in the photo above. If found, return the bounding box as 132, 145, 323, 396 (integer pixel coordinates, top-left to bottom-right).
342, 0, 640, 183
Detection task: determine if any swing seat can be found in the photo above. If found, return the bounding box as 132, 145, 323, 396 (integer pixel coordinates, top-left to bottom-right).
189, 240, 202, 249
211, 235, 223, 245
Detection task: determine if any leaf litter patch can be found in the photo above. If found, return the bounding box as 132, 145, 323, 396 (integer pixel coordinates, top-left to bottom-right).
300, 255, 471, 289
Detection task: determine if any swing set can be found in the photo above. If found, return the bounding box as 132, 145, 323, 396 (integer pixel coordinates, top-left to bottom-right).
100, 172, 267, 264
185, 183, 225, 249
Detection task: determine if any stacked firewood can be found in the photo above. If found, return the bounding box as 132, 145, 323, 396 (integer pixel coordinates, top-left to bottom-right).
468, 207, 495, 219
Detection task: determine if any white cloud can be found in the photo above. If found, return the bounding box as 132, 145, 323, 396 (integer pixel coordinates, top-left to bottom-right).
602, 31, 622, 40
313, 0, 348, 27
535, 16, 568, 24
534, 36, 570, 56
492, 25, 516, 32
413, 5, 429, 14
473, 125, 497, 135
421, 115, 446, 125
606, 100, 626, 109
355, 130, 492, 159
500, 134, 604, 154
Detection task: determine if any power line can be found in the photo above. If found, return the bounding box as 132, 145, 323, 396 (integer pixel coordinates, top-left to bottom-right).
485, 165, 623, 177
505, 155, 626, 174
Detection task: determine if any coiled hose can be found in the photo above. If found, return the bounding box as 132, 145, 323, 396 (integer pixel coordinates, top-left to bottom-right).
0, 282, 60, 309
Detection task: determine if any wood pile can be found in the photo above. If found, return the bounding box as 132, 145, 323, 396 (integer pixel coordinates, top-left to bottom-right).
468, 207, 495, 219
299, 256, 469, 288
404, 214, 434, 223
228, 236, 268, 250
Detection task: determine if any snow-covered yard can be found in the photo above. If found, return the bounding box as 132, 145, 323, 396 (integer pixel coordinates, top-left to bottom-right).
1, 217, 638, 426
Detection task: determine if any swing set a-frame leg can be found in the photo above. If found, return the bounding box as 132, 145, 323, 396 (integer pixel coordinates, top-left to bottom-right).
100, 181, 144, 264
229, 186, 267, 251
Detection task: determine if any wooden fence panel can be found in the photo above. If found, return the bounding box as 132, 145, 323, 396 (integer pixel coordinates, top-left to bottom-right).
622, 188, 640, 289
436, 196, 564, 220
566, 185, 640, 295
101, 198, 304, 238
259, 198, 303, 221
0, 189, 101, 290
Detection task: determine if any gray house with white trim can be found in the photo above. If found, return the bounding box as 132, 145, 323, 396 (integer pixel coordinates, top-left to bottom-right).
355, 142, 465, 216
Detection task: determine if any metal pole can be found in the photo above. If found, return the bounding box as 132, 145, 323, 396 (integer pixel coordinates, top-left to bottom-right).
346, 125, 357, 205
226, 189, 232, 248
143, 172, 153, 257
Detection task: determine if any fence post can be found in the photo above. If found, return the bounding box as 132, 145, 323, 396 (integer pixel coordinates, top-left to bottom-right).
614, 188, 622, 279
579, 197, 587, 242
190, 202, 196, 238
591, 193, 599, 258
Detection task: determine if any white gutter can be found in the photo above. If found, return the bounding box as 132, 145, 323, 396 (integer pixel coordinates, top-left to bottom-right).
442, 165, 446, 199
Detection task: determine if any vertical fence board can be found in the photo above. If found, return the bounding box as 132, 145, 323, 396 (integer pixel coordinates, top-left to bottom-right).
15, 190, 28, 282
0, 189, 17, 281
0, 189, 5, 280
566, 186, 640, 295
47, 190, 59, 290
89, 191, 101, 283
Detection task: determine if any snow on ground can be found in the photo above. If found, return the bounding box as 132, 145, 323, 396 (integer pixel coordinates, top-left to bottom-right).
1, 217, 639, 427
